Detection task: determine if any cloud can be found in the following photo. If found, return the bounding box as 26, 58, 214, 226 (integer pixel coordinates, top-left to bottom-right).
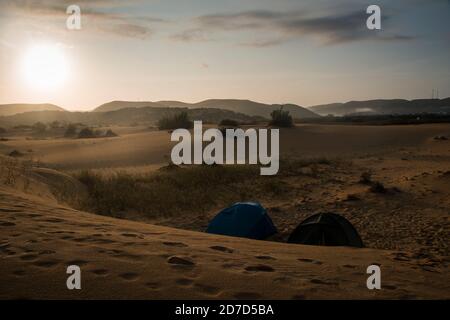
99, 23, 152, 39
0, 0, 163, 39
170, 29, 208, 42
174, 9, 416, 46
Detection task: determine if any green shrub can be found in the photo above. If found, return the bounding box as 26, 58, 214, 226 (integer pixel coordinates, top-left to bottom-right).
77, 127, 96, 139
64, 124, 77, 137
158, 111, 193, 130
369, 182, 387, 194
105, 129, 118, 137
32, 122, 47, 133
359, 172, 372, 184
270, 107, 293, 127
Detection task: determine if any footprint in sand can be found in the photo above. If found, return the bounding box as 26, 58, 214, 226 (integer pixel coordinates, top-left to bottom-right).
210, 246, 233, 253
94, 238, 116, 245
33, 260, 60, 268
244, 264, 275, 272
143, 232, 165, 236
91, 269, 109, 276
38, 250, 56, 255
4, 249, 16, 256
255, 255, 276, 260
273, 276, 292, 284
41, 218, 65, 223
298, 258, 323, 265
119, 272, 140, 281
20, 253, 38, 261
221, 262, 243, 269
66, 259, 89, 266
383, 284, 397, 290
167, 256, 195, 266
145, 282, 161, 290
113, 252, 144, 262
310, 278, 338, 285
0, 208, 22, 213
194, 283, 221, 295
163, 241, 188, 248
175, 278, 194, 286
26, 213, 42, 218
0, 243, 10, 252
121, 233, 144, 239
0, 222, 16, 227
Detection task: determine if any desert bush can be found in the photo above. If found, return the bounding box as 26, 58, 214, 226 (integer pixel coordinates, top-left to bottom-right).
77, 127, 96, 139
219, 119, 239, 127
0, 156, 33, 187
158, 111, 193, 130
104, 129, 118, 137
64, 124, 77, 137
0, 157, 20, 185
0, 127, 6, 134
73, 157, 340, 220
345, 194, 360, 201
270, 107, 293, 127
49, 121, 61, 129
369, 182, 387, 194
74, 165, 262, 217
9, 150, 24, 157
14, 125, 32, 130
32, 122, 47, 133
359, 172, 372, 184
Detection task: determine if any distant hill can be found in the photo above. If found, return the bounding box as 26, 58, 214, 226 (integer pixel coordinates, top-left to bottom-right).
93, 101, 167, 112
0, 106, 262, 127
0, 103, 64, 117
309, 98, 450, 116
94, 99, 319, 119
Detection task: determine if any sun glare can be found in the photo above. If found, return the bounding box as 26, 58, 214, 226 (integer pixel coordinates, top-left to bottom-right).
21, 44, 69, 91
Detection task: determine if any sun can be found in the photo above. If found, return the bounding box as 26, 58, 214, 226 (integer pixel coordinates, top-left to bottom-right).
21, 44, 69, 91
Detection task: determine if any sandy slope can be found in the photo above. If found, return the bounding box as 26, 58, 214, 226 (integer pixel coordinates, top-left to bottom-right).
0, 186, 448, 300
0, 123, 449, 299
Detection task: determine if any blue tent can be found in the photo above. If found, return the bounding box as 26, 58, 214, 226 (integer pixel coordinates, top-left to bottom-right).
206, 202, 277, 240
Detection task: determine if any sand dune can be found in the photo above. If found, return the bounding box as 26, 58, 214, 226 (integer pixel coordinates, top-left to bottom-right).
0, 123, 448, 299
0, 186, 448, 299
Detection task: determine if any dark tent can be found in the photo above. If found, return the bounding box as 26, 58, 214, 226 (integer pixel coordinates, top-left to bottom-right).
206, 202, 277, 240
288, 212, 363, 247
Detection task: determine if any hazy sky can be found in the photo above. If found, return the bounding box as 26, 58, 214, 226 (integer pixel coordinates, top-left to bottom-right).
0, 0, 449, 110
